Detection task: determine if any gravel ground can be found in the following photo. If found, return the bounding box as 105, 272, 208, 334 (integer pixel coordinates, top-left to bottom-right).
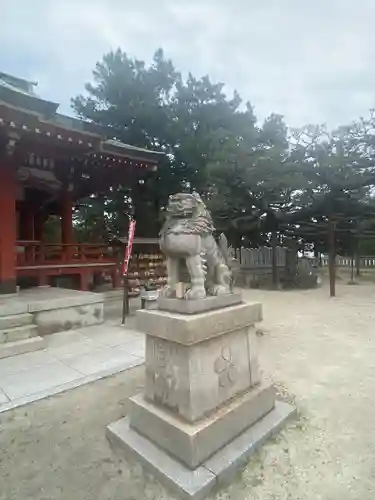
1, 283, 375, 500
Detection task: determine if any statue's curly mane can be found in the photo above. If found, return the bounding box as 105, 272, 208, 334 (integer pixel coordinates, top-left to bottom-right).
160, 194, 215, 236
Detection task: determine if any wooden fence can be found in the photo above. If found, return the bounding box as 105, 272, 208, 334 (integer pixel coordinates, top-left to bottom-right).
228, 246, 287, 269
320, 256, 375, 268
228, 247, 375, 270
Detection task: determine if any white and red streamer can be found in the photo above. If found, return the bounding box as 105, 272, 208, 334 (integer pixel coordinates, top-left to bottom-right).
122, 219, 136, 276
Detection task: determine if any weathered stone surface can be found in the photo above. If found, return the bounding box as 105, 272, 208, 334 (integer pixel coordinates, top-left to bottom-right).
157, 293, 242, 314
144, 324, 264, 422
0, 324, 38, 344
106, 417, 216, 500
144, 300, 158, 310
247, 326, 261, 386
106, 401, 295, 500
204, 400, 296, 483
0, 313, 33, 330
137, 302, 262, 345
0, 300, 28, 317
0, 336, 46, 359
188, 328, 252, 420
34, 302, 104, 336
27, 289, 104, 312
0, 288, 105, 341
130, 383, 275, 468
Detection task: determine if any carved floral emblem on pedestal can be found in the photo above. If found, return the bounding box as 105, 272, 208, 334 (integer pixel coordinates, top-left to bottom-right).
214, 346, 238, 388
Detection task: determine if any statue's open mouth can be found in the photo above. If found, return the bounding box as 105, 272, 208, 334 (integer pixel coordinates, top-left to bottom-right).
168, 205, 193, 217
173, 212, 192, 218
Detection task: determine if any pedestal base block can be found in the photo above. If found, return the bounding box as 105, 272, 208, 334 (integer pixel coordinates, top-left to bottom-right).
106, 401, 295, 500
130, 383, 275, 468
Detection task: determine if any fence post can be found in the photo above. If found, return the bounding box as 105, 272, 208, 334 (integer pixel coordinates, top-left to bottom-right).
271, 231, 278, 289
328, 217, 336, 297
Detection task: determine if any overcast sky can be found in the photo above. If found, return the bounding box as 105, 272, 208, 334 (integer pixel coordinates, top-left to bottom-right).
2, 0, 375, 128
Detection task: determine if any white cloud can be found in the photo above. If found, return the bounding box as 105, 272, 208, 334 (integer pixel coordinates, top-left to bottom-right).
2, 0, 375, 127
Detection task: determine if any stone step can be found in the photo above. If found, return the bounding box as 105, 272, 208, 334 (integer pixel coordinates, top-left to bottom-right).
0, 324, 38, 344
103, 289, 123, 301
0, 336, 46, 359
0, 313, 33, 330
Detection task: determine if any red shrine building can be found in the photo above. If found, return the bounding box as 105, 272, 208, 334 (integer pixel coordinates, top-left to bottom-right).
0, 72, 162, 295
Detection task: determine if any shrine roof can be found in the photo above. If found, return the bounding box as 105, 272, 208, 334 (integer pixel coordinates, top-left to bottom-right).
100, 139, 164, 162
0, 72, 38, 95
0, 71, 163, 164
0, 71, 59, 115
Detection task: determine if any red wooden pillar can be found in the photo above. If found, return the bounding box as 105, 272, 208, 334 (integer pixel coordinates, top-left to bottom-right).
80, 270, 90, 291
112, 267, 121, 289
0, 162, 17, 294
61, 192, 74, 260
38, 272, 49, 287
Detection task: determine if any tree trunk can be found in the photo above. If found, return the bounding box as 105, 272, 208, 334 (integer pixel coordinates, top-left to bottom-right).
351, 252, 355, 284
355, 251, 360, 277
284, 238, 298, 288
350, 234, 356, 283
328, 216, 336, 297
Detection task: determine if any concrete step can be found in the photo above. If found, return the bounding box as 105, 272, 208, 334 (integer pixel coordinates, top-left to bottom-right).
0, 313, 33, 330
0, 300, 28, 317
0, 324, 38, 344
103, 289, 123, 302
0, 336, 46, 359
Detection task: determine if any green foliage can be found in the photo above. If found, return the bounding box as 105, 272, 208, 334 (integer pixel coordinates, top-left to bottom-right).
206, 113, 307, 242
359, 238, 375, 255
72, 48, 255, 238
71, 48, 375, 253
43, 216, 61, 243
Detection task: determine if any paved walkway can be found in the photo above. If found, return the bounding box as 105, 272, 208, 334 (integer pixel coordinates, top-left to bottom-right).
0, 319, 144, 413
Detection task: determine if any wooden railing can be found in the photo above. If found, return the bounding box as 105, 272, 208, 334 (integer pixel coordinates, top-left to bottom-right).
16, 241, 119, 267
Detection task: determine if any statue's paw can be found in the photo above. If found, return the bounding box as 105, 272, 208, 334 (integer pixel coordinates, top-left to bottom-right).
212, 285, 231, 296
185, 287, 206, 300
160, 286, 176, 298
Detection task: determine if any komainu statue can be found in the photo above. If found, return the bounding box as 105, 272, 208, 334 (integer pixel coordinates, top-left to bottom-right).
159, 192, 232, 300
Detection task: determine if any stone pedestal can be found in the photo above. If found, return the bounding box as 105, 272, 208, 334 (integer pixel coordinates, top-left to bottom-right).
107, 296, 294, 499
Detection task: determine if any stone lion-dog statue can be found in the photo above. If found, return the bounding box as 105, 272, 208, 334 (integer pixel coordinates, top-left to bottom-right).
159, 192, 232, 300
